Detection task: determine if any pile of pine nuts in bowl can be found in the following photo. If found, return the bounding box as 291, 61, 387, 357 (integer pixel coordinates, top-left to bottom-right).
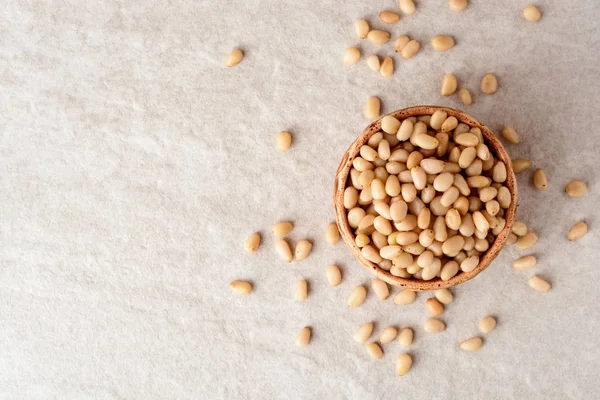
334, 106, 518, 291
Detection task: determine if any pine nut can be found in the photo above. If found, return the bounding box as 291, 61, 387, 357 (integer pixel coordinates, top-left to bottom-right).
225, 49, 243, 67
442, 235, 465, 256
374, 216, 393, 235
512, 159, 531, 173
325, 222, 340, 244
565, 180, 587, 198
502, 126, 520, 144
274, 130, 293, 152
480, 73, 498, 94
497, 186, 511, 208
455, 133, 479, 147
441, 116, 459, 132
394, 35, 410, 52
243, 232, 261, 253
273, 221, 293, 236
295, 240, 313, 261
380, 326, 399, 344
517, 232, 538, 249
354, 322, 374, 343
512, 221, 528, 236
441, 187, 460, 207
276, 239, 293, 262
507, 232, 518, 245
326, 265, 342, 286
528, 275, 551, 293
396, 214, 418, 232
460, 255, 479, 272
296, 327, 311, 347
432, 36, 455, 51
400, 40, 420, 59
294, 280, 308, 301
355, 19, 370, 38
348, 208, 366, 228
513, 255, 537, 270
459, 337, 483, 351
476, 143, 490, 161
381, 57, 394, 77
424, 318, 446, 333
396, 353, 413, 376
372, 279, 390, 300
348, 285, 368, 307
367, 30, 391, 44
445, 208, 462, 230
435, 288, 454, 304
413, 134, 439, 150
429, 110, 447, 130
449, 0, 468, 12
366, 342, 383, 359
440, 260, 459, 281
568, 221, 588, 241
364, 97, 381, 120
523, 5, 541, 22
458, 147, 477, 169
458, 88, 472, 105
397, 328, 414, 348
344, 187, 359, 209
399, 0, 416, 14
441, 74, 458, 96
467, 175, 490, 188
366, 54, 381, 72
426, 298, 444, 316
533, 168, 548, 190
393, 289, 416, 305
344, 47, 361, 66
380, 10, 400, 24
479, 316, 496, 333
229, 280, 252, 295
380, 116, 400, 135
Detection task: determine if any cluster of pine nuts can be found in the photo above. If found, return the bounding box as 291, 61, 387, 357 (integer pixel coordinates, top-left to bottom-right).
343, 110, 513, 282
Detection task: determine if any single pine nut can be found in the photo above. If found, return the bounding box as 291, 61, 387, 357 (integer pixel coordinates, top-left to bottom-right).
442, 235, 465, 256
513, 255, 537, 270
565, 180, 587, 198
362, 244, 384, 263
517, 232, 538, 249
476, 143, 490, 161
429, 110, 447, 130
372, 279, 390, 300
355, 19, 370, 39
367, 342, 383, 359
275, 239, 293, 262
225, 49, 243, 67
449, 0, 468, 11
435, 288, 454, 304
244, 232, 261, 253
326, 265, 342, 286
273, 221, 293, 236
380, 57, 394, 77
399, 0, 416, 14
367, 30, 391, 44
398, 328, 414, 348
512, 221, 528, 236
380, 327, 399, 344
295, 240, 313, 261
528, 275, 551, 293
456, 88, 472, 107
229, 280, 252, 295
275, 130, 292, 152
432, 36, 455, 51
401, 40, 420, 59
492, 161, 507, 183
459, 337, 483, 351
294, 280, 308, 301
480, 73, 498, 94
455, 133, 479, 147
424, 318, 446, 333
364, 97, 381, 120
344, 47, 361, 65
479, 316, 496, 333
441, 116, 459, 132
568, 221, 588, 241
348, 285, 367, 307
497, 186, 511, 209
413, 134, 439, 150
396, 215, 418, 232
445, 209, 462, 230
366, 54, 381, 72
460, 255, 479, 272
380, 11, 400, 24
502, 126, 520, 144
394, 35, 411, 52
348, 208, 366, 228
507, 232, 518, 245
512, 159, 531, 173
426, 298, 444, 316
533, 168, 548, 190
440, 260, 459, 281
394, 289, 416, 305
380, 116, 400, 135
523, 5, 541, 22
296, 327, 311, 347
325, 222, 340, 244
441, 74, 458, 96
458, 147, 477, 169
396, 353, 413, 376
354, 322, 374, 343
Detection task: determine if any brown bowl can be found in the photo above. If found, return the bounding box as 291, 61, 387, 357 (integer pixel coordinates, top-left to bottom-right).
333, 106, 518, 291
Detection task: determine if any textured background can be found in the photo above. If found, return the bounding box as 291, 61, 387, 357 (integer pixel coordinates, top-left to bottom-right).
1, 0, 599, 399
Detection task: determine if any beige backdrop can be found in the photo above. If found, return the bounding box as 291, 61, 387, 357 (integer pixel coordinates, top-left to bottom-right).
1, 0, 599, 399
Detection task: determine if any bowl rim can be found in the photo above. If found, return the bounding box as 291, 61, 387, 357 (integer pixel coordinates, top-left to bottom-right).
333, 105, 518, 291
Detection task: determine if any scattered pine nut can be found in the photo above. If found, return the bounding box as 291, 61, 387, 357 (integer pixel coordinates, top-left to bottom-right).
367, 30, 391, 44
431, 36, 455, 51
396, 353, 413, 376
502, 126, 520, 144
565, 180, 588, 198
394, 35, 410, 52
393, 289, 416, 305
275, 238, 293, 262
348, 285, 367, 307
364, 97, 381, 120
426, 298, 444, 316
479, 316, 496, 333
354, 322, 375, 343
449, 0, 468, 11
295, 240, 313, 261
435, 288, 454, 304
243, 232, 261, 253
400, 40, 420, 59
398, 328, 414, 348
366, 54, 381, 72
568, 221, 588, 241
372, 279, 390, 300
399, 0, 416, 14
275, 131, 292, 152
533, 168, 548, 190
480, 73, 498, 94
441, 74, 458, 96
424, 318, 446, 333
507, 232, 518, 245
380, 326, 399, 344
294, 280, 308, 301
380, 11, 400, 24
296, 327, 311, 347
513, 255, 537, 270
325, 222, 340, 244
273, 221, 293, 236
355, 19, 370, 39
517, 232, 538, 249
229, 280, 252, 295
459, 337, 483, 351
512, 159, 532, 173
380, 57, 394, 77
344, 47, 361, 65
523, 5, 541, 22
528, 275, 551, 293
366, 342, 383, 359
512, 221, 528, 236
326, 265, 342, 286
225, 49, 243, 67
458, 88, 472, 105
